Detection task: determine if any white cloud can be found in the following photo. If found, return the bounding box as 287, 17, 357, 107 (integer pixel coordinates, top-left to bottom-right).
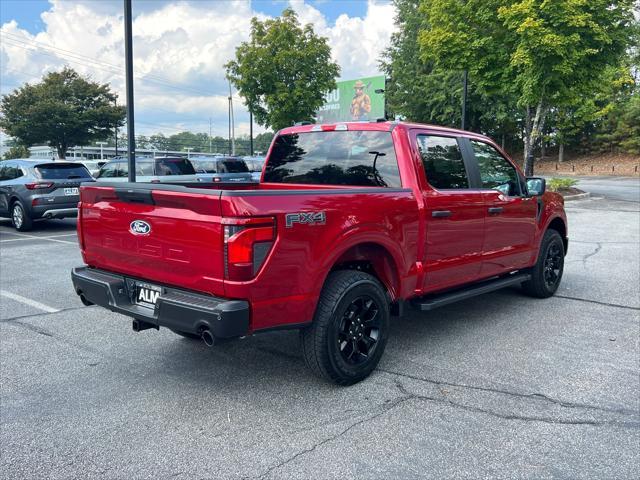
1, 0, 395, 138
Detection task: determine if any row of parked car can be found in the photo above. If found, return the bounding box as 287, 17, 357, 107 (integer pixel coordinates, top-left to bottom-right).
0, 155, 265, 231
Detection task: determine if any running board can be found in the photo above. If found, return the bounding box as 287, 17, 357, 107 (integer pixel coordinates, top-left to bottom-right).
411, 273, 531, 311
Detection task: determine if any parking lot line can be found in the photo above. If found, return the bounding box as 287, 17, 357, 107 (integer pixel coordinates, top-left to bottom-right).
0, 232, 77, 245
0, 289, 60, 313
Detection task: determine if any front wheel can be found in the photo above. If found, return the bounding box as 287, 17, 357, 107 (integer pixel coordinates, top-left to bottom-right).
301, 270, 390, 385
522, 229, 565, 298
11, 200, 33, 232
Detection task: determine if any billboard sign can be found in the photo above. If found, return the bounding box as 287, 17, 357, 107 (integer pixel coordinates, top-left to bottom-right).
316, 75, 385, 123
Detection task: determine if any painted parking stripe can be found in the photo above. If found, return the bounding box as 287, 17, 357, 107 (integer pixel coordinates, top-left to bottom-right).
0, 290, 60, 313
0, 232, 76, 245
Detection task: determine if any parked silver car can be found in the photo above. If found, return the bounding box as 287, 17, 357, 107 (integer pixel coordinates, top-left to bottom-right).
95, 156, 198, 183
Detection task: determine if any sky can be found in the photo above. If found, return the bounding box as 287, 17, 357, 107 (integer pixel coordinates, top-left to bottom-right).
0, 0, 396, 141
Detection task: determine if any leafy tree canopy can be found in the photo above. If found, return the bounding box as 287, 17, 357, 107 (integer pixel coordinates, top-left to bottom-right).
0, 67, 125, 159
418, 0, 636, 174
226, 8, 340, 130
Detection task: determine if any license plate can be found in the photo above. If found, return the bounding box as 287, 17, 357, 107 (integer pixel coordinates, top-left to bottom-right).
134, 282, 161, 308
64, 187, 79, 196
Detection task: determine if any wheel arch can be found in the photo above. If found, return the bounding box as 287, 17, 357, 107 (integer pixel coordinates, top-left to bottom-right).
546, 216, 568, 254
326, 241, 403, 314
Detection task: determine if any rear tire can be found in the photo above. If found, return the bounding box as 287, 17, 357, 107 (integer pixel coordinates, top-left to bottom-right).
11, 200, 33, 232
301, 270, 389, 386
522, 229, 565, 298
170, 329, 201, 340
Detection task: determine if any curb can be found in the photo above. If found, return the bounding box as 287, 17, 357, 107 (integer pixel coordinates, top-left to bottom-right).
562, 192, 591, 201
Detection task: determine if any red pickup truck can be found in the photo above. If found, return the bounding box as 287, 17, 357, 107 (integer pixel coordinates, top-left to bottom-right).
72, 121, 567, 385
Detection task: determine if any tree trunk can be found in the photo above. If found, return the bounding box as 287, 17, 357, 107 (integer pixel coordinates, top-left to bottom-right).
558, 143, 564, 163
523, 101, 547, 176
56, 145, 67, 160
540, 140, 546, 159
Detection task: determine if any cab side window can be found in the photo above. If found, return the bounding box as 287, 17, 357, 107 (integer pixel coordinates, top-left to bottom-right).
470, 140, 521, 196
416, 135, 469, 189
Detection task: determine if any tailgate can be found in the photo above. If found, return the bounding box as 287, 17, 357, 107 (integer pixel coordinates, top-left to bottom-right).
79, 183, 226, 295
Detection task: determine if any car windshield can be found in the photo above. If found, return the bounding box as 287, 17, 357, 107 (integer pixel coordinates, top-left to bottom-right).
35, 163, 92, 179
263, 130, 401, 187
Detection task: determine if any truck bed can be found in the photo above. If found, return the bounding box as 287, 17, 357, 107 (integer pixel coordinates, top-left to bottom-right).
77, 180, 420, 332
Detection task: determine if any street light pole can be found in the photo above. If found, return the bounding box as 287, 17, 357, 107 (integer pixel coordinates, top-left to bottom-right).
186, 148, 192, 159
124, 0, 136, 182
249, 110, 253, 156
114, 95, 119, 156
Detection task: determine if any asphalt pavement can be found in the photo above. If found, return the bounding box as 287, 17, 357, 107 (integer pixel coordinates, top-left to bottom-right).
1, 177, 639, 479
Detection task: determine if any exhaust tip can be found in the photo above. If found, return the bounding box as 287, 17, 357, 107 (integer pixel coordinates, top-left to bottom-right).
201, 329, 215, 347
79, 294, 94, 306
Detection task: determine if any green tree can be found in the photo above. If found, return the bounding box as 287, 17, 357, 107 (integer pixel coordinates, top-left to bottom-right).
0, 67, 125, 159
380, 0, 521, 152
2, 144, 30, 160
226, 8, 340, 130
419, 0, 635, 175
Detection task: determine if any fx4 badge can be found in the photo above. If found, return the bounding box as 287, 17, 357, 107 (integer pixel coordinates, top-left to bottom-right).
285, 211, 326, 228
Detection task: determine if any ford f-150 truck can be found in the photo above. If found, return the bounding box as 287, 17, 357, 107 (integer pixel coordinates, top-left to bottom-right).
71, 121, 567, 385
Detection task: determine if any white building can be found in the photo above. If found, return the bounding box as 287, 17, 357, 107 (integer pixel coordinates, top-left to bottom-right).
28, 145, 224, 161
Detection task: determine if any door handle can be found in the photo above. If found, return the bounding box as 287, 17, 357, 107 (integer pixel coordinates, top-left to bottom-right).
432, 210, 452, 218
488, 207, 504, 214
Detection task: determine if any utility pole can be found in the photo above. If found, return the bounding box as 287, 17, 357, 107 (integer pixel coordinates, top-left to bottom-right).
96, 142, 107, 160
209, 117, 212, 153
228, 90, 232, 155
114, 95, 119, 156
228, 79, 235, 156
124, 0, 136, 182
461, 69, 468, 131
186, 148, 192, 159
249, 110, 254, 156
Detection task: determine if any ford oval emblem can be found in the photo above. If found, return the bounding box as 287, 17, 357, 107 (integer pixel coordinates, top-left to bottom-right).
130, 220, 151, 235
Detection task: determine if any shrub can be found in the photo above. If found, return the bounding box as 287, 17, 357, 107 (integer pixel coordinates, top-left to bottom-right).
548, 178, 578, 191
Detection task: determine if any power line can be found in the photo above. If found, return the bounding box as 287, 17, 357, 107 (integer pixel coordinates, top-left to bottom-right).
0, 31, 222, 98
0, 35, 238, 100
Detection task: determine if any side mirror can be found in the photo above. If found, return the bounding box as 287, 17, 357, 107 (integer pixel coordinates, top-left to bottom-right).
526, 177, 546, 196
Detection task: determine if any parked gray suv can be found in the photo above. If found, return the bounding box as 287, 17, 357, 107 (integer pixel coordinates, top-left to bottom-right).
0, 159, 93, 231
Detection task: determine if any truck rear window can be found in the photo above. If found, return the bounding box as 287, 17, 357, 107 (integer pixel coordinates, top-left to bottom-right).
35, 164, 92, 179
263, 131, 401, 187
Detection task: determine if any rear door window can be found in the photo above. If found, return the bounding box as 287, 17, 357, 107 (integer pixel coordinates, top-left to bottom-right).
155, 158, 195, 175
416, 135, 470, 189
264, 130, 401, 187
98, 162, 119, 178
35, 163, 92, 180
136, 161, 155, 176
217, 158, 249, 173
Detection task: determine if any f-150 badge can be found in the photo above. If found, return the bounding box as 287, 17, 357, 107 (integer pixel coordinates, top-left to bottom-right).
285, 212, 326, 228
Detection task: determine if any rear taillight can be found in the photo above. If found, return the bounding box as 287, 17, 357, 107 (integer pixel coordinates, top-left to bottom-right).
223, 217, 275, 281
25, 182, 53, 190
